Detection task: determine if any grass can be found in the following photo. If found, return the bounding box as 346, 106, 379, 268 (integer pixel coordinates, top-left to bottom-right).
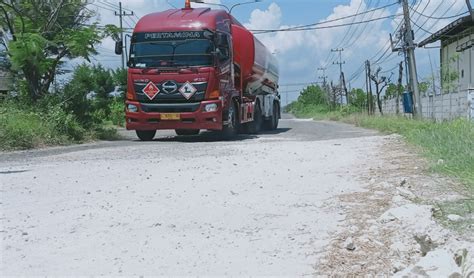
0, 105, 119, 151
288, 104, 361, 120
432, 199, 474, 233
343, 114, 474, 190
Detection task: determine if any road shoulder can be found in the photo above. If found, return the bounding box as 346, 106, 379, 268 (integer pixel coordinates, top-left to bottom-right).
315, 134, 474, 276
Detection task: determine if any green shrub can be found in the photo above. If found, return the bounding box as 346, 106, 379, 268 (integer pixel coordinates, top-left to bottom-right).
108, 99, 125, 127
45, 106, 86, 141
0, 107, 68, 150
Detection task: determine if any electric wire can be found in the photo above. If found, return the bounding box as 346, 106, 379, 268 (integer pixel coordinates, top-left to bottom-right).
410, 5, 469, 20
250, 2, 399, 33
343, 0, 380, 49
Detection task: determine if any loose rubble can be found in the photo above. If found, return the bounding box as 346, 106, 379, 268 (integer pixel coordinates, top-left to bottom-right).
316, 135, 474, 276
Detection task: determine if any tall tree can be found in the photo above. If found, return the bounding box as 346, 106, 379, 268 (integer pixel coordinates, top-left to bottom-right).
370, 67, 392, 115
0, 0, 101, 101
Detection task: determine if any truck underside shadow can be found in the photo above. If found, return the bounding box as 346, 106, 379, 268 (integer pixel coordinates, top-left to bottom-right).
147, 127, 292, 143
153, 132, 257, 143
259, 127, 291, 135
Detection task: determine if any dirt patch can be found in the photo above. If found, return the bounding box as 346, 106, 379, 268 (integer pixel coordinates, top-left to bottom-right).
315, 135, 474, 276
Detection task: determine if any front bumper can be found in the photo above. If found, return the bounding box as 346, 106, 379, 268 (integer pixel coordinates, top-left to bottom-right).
125, 100, 223, 131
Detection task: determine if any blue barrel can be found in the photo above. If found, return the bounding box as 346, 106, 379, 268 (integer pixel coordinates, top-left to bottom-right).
403, 92, 413, 113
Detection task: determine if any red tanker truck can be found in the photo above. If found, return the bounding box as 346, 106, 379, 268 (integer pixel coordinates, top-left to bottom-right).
116, 0, 280, 141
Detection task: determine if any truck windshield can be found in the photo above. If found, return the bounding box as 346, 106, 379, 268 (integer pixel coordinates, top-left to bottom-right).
129, 39, 214, 68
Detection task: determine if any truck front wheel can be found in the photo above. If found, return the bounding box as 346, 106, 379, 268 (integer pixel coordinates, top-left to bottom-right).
222, 102, 239, 138
136, 130, 156, 141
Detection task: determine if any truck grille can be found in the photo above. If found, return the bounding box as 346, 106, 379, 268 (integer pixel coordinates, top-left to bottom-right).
134, 81, 207, 103
140, 102, 201, 113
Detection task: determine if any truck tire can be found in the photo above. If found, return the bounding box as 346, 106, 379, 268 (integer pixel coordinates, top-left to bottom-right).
136, 130, 156, 141
246, 102, 262, 134
221, 102, 239, 138
272, 102, 280, 130
264, 102, 279, 130
175, 129, 200, 136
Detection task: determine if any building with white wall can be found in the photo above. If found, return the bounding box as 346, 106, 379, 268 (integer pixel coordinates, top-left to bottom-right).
418, 14, 474, 94
382, 14, 474, 120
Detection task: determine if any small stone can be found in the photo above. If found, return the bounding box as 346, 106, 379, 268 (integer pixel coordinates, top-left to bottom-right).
392, 260, 405, 273
447, 214, 463, 222
348, 225, 359, 234
437, 159, 445, 165
379, 211, 397, 223
343, 237, 356, 251
399, 178, 407, 187
396, 187, 416, 199
454, 248, 467, 267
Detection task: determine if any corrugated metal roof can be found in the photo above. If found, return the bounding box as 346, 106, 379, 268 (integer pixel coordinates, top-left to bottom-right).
418, 15, 474, 47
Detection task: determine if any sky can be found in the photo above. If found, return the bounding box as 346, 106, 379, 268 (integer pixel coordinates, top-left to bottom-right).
87, 0, 473, 103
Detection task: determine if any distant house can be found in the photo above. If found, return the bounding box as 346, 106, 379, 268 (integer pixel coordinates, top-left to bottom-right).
380, 13, 474, 119
418, 14, 474, 93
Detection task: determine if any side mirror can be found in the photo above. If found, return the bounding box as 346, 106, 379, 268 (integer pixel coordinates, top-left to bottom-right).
115, 41, 123, 55
216, 33, 227, 46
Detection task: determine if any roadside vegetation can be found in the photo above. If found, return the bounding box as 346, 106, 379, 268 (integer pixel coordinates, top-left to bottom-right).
0, 1, 126, 151
0, 64, 126, 151
286, 84, 474, 190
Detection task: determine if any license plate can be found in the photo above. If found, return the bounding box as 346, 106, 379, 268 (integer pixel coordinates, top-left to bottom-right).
161, 113, 180, 120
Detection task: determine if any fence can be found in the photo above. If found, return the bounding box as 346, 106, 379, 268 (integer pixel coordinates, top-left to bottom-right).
381, 89, 474, 121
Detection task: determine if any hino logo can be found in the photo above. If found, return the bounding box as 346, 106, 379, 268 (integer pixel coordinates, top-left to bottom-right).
161, 81, 178, 94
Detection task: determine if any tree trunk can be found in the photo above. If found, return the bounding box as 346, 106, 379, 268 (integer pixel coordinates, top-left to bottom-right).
23, 66, 42, 102
377, 92, 383, 115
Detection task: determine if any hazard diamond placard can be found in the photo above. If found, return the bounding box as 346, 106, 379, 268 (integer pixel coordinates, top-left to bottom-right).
179, 81, 197, 100
142, 81, 160, 100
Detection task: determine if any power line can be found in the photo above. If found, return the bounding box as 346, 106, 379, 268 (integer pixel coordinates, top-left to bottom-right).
335, 0, 364, 49
255, 14, 402, 34
251, 2, 399, 33
410, 5, 469, 20
279, 82, 318, 87
380, 63, 399, 74
343, 0, 380, 49
90, 2, 116, 12
412, 0, 444, 35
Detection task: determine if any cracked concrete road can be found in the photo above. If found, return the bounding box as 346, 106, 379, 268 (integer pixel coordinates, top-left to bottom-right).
0, 115, 382, 275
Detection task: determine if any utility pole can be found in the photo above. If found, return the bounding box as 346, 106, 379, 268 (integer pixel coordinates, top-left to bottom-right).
317, 67, 328, 86
317, 67, 329, 104
366, 60, 374, 114
396, 61, 403, 115
115, 2, 134, 69
332, 48, 346, 104
365, 61, 370, 115
401, 0, 422, 118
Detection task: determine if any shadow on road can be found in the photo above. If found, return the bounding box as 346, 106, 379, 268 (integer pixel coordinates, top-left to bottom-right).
0, 170, 29, 174
138, 128, 292, 143
259, 128, 291, 135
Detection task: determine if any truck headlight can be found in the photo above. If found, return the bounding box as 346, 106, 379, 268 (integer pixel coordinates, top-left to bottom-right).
127, 104, 138, 112
204, 103, 218, 112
